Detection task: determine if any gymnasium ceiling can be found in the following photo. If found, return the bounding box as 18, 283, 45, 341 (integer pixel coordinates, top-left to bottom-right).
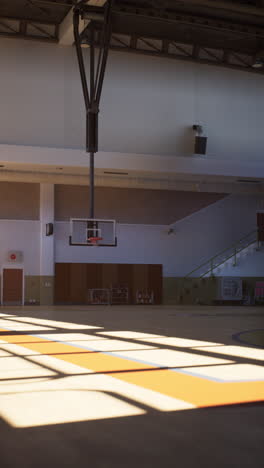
0, 0, 264, 74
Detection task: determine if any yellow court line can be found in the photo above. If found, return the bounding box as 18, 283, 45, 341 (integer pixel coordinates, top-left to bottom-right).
0, 329, 263, 408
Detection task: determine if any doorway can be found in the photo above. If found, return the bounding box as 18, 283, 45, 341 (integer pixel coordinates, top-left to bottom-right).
2, 268, 23, 306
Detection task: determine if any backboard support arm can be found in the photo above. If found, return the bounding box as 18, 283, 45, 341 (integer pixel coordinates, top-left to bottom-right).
73, 1, 112, 219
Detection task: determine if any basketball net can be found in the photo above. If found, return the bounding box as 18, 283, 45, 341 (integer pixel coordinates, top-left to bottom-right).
88, 236, 103, 247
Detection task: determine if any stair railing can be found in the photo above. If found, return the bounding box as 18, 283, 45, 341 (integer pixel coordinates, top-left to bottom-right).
185, 229, 258, 279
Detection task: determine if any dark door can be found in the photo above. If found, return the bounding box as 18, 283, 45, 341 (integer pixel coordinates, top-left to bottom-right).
3, 268, 23, 305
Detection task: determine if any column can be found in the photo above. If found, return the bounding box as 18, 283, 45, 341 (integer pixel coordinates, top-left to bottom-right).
40, 184, 54, 306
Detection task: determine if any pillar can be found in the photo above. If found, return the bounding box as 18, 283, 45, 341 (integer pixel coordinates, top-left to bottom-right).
40, 184, 54, 305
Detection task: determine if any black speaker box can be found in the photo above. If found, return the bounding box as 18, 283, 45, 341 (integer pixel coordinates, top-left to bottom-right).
195, 136, 207, 155
46, 223, 54, 236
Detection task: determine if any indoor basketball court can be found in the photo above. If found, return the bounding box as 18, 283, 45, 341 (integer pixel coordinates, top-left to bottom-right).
0, 1, 263, 467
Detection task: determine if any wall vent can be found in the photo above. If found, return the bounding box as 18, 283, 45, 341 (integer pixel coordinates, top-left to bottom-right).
103, 171, 129, 176
237, 179, 262, 184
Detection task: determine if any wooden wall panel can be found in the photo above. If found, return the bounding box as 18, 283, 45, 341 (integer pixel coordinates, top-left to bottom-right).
117, 264, 133, 304
102, 264, 118, 289
149, 265, 163, 304
70, 264, 87, 304
86, 264, 102, 290
54, 263, 71, 304
55, 263, 163, 305
133, 264, 149, 303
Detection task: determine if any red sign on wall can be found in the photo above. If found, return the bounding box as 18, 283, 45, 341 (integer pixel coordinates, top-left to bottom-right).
8, 251, 23, 263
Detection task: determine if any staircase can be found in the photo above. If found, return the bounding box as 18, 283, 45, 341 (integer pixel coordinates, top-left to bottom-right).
185, 229, 260, 279
174, 229, 261, 305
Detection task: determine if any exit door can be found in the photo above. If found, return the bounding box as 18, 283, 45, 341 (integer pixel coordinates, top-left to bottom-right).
2, 268, 23, 306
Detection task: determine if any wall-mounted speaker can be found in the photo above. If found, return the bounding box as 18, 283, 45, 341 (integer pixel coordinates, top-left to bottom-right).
195, 136, 207, 155
46, 223, 54, 236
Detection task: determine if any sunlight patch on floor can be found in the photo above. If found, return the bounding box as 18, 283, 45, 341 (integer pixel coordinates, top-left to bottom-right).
68, 339, 156, 352
40, 333, 107, 342
180, 363, 264, 381
33, 334, 157, 353
0, 313, 263, 429
0, 343, 42, 356
0, 354, 194, 428
194, 345, 264, 361
0, 320, 54, 332
97, 331, 222, 348
135, 337, 221, 348
6, 317, 102, 330
0, 314, 16, 317
0, 377, 53, 387
115, 349, 234, 367
30, 354, 93, 374
0, 389, 145, 427
0, 349, 12, 357
0, 356, 56, 379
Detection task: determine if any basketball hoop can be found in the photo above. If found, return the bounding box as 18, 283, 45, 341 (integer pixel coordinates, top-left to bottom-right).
88, 236, 103, 246
69, 218, 117, 247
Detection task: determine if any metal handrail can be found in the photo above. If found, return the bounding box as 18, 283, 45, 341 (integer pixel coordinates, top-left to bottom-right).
185, 229, 258, 278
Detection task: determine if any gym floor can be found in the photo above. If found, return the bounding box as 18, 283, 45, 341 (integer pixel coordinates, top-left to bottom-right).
0, 305, 263, 468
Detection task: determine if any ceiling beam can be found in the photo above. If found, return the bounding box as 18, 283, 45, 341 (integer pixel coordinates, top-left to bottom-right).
168, 0, 264, 18
104, 33, 262, 75
0, 2, 263, 74
34, 1, 72, 7
0, 16, 58, 42
110, 6, 264, 42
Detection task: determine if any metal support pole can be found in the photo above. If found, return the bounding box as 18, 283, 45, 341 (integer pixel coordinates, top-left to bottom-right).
89, 24, 95, 219
73, 1, 112, 220
90, 151, 95, 219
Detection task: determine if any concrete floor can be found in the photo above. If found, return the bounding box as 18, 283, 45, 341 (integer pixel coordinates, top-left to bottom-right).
0, 305, 263, 468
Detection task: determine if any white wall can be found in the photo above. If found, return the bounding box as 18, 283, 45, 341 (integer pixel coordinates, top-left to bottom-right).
55, 222, 166, 266
0, 220, 40, 275
1, 38, 264, 163
0, 194, 261, 278
165, 193, 263, 276
55, 193, 264, 277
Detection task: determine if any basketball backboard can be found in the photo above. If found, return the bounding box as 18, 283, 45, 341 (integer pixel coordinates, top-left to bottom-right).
69, 218, 117, 246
